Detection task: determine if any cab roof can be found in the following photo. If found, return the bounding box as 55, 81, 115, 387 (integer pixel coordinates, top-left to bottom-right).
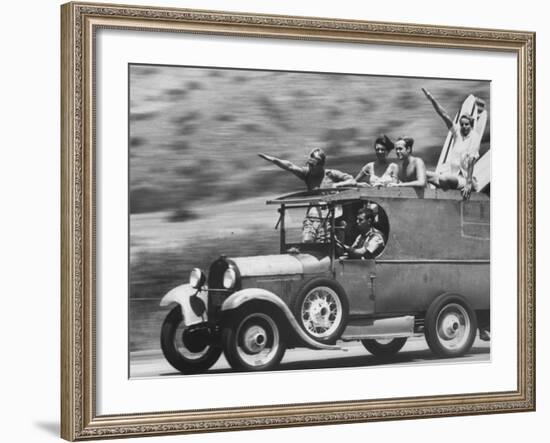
266, 186, 489, 206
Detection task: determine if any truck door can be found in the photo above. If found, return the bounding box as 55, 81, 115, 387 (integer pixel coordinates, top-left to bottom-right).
334, 258, 376, 315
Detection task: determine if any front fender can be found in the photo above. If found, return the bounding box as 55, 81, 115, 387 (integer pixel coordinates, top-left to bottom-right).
160, 284, 208, 327
221, 288, 341, 351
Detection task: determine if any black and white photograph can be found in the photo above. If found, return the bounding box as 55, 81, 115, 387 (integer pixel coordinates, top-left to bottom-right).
128, 65, 491, 378
2, 0, 547, 441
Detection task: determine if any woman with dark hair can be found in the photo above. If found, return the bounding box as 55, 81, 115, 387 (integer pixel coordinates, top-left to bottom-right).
355, 135, 399, 187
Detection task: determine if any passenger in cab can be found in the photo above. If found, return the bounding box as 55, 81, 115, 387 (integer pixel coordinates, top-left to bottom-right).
355, 135, 399, 187
388, 137, 427, 189
337, 206, 385, 259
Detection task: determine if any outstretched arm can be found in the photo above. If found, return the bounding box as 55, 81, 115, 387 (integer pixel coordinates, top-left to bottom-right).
258, 153, 307, 180
422, 88, 453, 130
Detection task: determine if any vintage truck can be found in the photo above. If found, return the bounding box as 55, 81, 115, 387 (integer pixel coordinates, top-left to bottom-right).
159, 187, 490, 373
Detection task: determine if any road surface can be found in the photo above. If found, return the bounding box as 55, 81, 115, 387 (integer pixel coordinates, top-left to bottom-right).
130, 336, 490, 378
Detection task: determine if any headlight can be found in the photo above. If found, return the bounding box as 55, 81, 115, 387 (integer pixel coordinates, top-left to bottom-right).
223, 267, 237, 289
189, 268, 206, 289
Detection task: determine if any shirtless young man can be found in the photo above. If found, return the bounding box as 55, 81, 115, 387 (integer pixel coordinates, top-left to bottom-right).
388, 137, 427, 188
422, 88, 480, 199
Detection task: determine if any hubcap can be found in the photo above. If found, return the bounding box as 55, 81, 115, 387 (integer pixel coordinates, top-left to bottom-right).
242, 325, 268, 354
236, 313, 280, 367
301, 287, 342, 338
436, 303, 471, 350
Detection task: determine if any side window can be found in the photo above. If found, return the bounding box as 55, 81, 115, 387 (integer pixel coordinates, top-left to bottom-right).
285, 205, 331, 244
337, 201, 389, 258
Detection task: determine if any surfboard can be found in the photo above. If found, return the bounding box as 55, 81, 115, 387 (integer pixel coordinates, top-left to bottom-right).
473, 149, 490, 192
471, 108, 490, 191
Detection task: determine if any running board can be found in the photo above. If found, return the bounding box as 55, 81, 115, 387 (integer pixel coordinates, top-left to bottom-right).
341, 316, 415, 341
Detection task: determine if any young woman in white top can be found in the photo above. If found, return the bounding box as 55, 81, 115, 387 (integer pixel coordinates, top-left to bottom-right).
355, 134, 399, 187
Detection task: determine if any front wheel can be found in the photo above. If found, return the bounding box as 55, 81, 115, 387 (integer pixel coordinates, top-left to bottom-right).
361, 337, 408, 358
293, 279, 349, 344
424, 294, 477, 357
222, 308, 286, 372
160, 307, 222, 374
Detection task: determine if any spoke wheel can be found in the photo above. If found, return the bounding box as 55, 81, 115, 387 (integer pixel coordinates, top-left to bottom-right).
361, 337, 408, 358
301, 287, 342, 339
425, 294, 477, 357
160, 307, 221, 374
293, 280, 348, 344
222, 308, 286, 372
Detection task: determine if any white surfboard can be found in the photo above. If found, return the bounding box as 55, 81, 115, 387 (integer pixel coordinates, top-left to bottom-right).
472, 108, 490, 191
473, 149, 490, 192
475, 107, 488, 138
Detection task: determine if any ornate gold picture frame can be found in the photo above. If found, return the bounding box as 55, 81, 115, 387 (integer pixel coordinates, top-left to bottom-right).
61, 2, 535, 440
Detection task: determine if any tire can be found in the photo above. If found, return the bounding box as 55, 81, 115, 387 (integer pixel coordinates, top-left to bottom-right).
361, 337, 408, 358
293, 279, 349, 344
160, 307, 221, 374
222, 307, 286, 372
424, 294, 478, 358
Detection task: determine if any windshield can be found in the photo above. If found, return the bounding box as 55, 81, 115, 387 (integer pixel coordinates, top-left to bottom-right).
285, 205, 333, 245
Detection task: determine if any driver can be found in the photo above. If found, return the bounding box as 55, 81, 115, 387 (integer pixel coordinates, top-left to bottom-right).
338, 205, 385, 259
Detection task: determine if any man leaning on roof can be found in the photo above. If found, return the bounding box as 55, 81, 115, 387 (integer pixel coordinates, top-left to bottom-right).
259, 148, 356, 191
259, 148, 356, 243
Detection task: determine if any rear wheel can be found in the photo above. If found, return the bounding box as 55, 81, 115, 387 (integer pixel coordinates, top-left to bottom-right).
160, 307, 221, 374
361, 337, 407, 358
424, 294, 477, 357
222, 308, 286, 372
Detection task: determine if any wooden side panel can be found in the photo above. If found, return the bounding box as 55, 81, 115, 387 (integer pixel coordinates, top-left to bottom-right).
375, 196, 490, 260
375, 262, 490, 313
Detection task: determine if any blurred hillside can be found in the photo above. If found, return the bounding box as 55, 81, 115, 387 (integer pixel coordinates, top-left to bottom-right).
129, 65, 490, 214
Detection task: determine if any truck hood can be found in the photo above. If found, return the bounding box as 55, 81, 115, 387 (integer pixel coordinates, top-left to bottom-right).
229, 254, 331, 277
